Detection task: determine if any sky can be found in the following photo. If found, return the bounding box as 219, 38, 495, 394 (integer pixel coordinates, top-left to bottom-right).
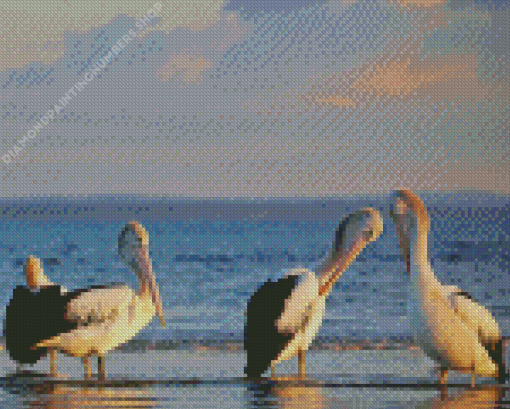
0, 0, 508, 198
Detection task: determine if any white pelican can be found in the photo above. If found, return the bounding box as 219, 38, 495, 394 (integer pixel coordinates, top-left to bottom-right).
34, 221, 166, 380
390, 189, 506, 386
244, 208, 383, 378
4, 256, 67, 376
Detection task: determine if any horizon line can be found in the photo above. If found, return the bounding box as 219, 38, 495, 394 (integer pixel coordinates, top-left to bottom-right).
0, 190, 509, 200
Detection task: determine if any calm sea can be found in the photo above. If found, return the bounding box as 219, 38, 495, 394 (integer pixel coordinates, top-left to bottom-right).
1, 193, 509, 344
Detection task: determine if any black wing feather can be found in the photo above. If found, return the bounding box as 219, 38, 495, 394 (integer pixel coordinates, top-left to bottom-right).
244, 275, 298, 378
4, 285, 80, 365
4, 282, 128, 365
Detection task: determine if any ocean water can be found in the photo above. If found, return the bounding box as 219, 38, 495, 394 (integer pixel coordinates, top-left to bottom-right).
0, 194, 509, 344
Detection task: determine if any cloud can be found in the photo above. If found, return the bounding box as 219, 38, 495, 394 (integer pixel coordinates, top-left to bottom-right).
156, 52, 213, 84
352, 57, 477, 97
387, 0, 446, 7
154, 12, 248, 84
0, 0, 225, 70
321, 96, 355, 107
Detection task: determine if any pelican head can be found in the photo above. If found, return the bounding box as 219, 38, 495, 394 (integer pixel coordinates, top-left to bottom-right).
333, 207, 383, 262
118, 221, 165, 327
25, 256, 50, 290
320, 208, 383, 295
389, 189, 429, 276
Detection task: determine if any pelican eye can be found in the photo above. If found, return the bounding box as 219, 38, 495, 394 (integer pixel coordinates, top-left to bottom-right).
364, 230, 374, 240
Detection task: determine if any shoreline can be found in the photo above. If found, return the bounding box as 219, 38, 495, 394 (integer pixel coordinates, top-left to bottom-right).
93, 338, 419, 352
0, 338, 420, 353
2, 337, 508, 353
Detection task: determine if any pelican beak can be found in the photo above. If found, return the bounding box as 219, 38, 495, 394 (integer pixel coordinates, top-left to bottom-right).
346, 235, 371, 266
25, 257, 50, 289
157, 304, 166, 327
25, 258, 39, 289
156, 294, 166, 328
391, 208, 411, 276
137, 247, 166, 327
342, 211, 383, 267
319, 227, 380, 297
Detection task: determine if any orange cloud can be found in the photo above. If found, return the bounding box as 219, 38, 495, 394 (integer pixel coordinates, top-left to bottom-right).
156, 53, 213, 84
352, 58, 477, 96
388, 0, 446, 7
321, 96, 355, 106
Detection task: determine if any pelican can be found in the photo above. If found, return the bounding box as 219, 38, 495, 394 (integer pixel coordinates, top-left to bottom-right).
244, 208, 383, 378
390, 189, 506, 386
4, 256, 68, 376
34, 221, 166, 380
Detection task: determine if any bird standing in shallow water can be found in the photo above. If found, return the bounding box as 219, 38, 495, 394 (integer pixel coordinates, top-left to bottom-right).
34, 221, 165, 380
390, 189, 506, 387
244, 208, 383, 379
4, 256, 69, 377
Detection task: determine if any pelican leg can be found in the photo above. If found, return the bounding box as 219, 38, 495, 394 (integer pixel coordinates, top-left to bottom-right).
471, 371, 476, 388
49, 349, 57, 377
83, 356, 91, 379
497, 339, 507, 385
98, 356, 106, 380
298, 349, 306, 380
440, 368, 448, 385
440, 386, 448, 401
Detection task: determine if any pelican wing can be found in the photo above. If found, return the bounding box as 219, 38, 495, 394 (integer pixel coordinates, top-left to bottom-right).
245, 275, 298, 377
445, 285, 502, 344
65, 285, 135, 326
420, 285, 498, 376
275, 270, 319, 334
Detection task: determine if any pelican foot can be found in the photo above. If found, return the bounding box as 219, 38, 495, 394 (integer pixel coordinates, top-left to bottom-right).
83, 356, 92, 379
98, 356, 107, 381
439, 386, 449, 401
297, 349, 306, 380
